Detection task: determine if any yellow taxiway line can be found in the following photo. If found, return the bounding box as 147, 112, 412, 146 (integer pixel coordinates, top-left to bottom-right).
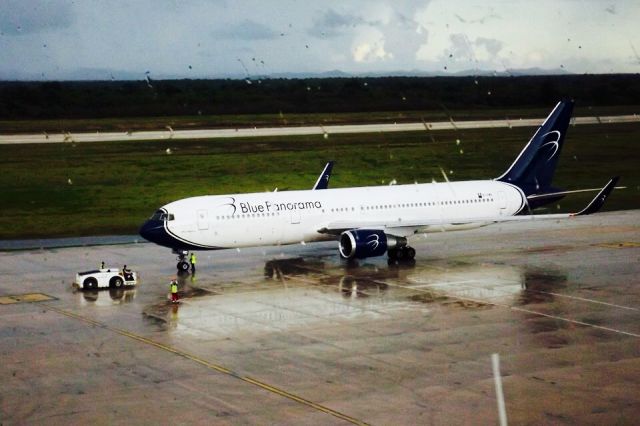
42, 303, 368, 426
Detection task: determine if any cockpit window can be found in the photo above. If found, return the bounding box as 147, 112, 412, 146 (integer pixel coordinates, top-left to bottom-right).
150, 210, 175, 221
151, 210, 167, 221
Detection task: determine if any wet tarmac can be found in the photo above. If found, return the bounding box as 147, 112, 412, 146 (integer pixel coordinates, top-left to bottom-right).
1, 210, 639, 424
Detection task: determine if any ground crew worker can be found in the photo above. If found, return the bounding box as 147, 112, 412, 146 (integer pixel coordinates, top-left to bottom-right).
100, 261, 105, 269
189, 252, 197, 273
122, 265, 132, 280
170, 280, 179, 303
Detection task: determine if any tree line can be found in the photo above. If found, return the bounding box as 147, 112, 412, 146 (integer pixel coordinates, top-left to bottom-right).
1, 74, 639, 119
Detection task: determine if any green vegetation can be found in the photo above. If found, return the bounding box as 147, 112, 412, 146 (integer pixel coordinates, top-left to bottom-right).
2, 75, 639, 126
2, 104, 638, 134
1, 122, 638, 239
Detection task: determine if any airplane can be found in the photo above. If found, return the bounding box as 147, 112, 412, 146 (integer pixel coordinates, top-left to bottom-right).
140, 100, 619, 271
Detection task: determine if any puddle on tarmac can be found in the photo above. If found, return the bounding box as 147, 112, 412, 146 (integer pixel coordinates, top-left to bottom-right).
74, 287, 138, 306
139, 255, 568, 337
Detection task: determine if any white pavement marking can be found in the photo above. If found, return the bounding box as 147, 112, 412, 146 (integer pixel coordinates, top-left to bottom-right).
492, 353, 508, 426
1, 115, 638, 144
523, 290, 640, 312
331, 275, 640, 338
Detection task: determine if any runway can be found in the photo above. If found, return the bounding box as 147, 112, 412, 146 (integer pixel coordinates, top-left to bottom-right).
1, 114, 639, 144
1, 210, 639, 424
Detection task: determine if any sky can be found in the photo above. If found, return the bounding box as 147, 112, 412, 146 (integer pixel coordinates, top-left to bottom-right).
1, 0, 639, 80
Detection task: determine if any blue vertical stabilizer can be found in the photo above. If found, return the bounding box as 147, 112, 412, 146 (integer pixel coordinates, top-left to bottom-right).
497, 100, 574, 196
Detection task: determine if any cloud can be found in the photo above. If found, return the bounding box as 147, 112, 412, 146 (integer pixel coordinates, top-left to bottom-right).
353, 40, 392, 62
0, 0, 74, 35
476, 37, 503, 57
1, 0, 639, 79
309, 9, 370, 38
351, 28, 393, 63
212, 19, 279, 40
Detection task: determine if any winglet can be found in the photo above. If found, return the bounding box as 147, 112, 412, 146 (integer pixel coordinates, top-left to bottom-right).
572, 176, 619, 216
312, 161, 334, 190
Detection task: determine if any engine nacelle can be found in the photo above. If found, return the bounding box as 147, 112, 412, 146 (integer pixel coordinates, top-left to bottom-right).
339, 229, 407, 259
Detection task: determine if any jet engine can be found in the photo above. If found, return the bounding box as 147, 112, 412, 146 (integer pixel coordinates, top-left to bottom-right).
339, 229, 407, 259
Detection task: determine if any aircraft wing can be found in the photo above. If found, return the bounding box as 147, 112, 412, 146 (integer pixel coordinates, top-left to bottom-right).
318, 177, 619, 236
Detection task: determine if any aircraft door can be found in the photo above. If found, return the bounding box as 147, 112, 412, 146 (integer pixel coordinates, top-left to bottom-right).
197, 209, 209, 230
290, 210, 301, 224
497, 191, 507, 214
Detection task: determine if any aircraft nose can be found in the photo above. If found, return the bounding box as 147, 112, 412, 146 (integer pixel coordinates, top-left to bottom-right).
139, 220, 167, 245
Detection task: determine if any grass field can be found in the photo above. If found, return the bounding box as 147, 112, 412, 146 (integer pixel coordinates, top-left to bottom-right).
1, 121, 638, 239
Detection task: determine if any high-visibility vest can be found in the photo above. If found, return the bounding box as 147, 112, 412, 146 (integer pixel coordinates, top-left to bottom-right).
190, 254, 196, 264
171, 284, 178, 294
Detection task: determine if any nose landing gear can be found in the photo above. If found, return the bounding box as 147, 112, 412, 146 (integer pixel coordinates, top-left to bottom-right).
173, 249, 190, 272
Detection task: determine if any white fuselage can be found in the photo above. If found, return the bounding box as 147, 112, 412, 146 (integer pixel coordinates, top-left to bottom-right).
156, 180, 525, 250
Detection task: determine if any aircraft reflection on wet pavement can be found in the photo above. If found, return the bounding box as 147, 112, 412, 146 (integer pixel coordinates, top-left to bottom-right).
76, 288, 137, 305
145, 257, 567, 335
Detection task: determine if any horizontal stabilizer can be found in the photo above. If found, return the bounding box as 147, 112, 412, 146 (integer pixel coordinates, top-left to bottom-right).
572, 176, 619, 216
527, 185, 626, 202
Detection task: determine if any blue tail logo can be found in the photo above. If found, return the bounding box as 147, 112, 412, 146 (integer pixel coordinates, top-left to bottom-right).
497, 100, 574, 195
539, 131, 561, 162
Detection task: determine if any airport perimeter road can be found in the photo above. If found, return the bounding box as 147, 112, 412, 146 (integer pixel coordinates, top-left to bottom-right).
1, 114, 639, 144
1, 210, 639, 424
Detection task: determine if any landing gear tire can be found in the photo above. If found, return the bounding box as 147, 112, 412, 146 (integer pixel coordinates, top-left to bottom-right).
405, 247, 416, 260
177, 261, 190, 272
388, 246, 416, 262
388, 249, 398, 260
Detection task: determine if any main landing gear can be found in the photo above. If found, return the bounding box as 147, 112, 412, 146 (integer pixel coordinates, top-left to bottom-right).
387, 246, 416, 261
173, 249, 190, 272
